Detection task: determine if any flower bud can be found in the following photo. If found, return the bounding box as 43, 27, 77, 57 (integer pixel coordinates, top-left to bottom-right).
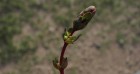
73, 6, 96, 31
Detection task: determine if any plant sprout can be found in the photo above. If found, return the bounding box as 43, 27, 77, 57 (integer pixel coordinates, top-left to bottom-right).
53, 6, 96, 74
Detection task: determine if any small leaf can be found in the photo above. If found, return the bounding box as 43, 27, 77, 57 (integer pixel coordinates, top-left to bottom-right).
62, 28, 67, 40
63, 29, 71, 41
61, 57, 68, 69
74, 34, 82, 42
53, 58, 60, 70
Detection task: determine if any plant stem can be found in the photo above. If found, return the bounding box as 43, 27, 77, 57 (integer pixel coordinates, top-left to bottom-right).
59, 30, 75, 74
60, 42, 68, 65
60, 69, 64, 74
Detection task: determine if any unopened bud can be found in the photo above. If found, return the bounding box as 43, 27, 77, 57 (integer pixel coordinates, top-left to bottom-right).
73, 6, 96, 31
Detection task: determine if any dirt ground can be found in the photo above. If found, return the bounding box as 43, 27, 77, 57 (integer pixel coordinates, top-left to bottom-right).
0, 0, 140, 74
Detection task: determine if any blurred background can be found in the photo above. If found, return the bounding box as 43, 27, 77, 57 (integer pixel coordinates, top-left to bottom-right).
0, 0, 140, 74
